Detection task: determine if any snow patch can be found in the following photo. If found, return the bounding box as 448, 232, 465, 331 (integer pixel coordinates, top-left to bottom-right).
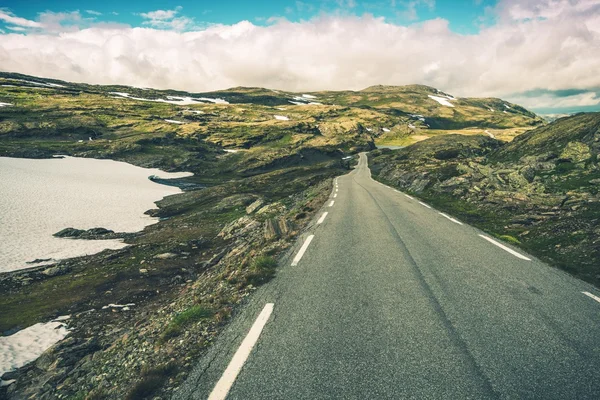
224, 149, 239, 153
504, 104, 511, 109
102, 303, 135, 310
12, 79, 65, 88
274, 115, 289, 121
484, 130, 496, 139
382, 128, 391, 132
408, 124, 416, 129
0, 102, 13, 107
428, 95, 455, 107
489, 108, 495, 112
110, 92, 229, 105
302, 94, 317, 99
164, 119, 185, 124
0, 317, 70, 376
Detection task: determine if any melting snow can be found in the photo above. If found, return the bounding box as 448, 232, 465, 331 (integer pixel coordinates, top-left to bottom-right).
489, 108, 495, 112
276, 107, 287, 110
302, 94, 317, 99
408, 124, 416, 129
0, 317, 70, 377
366, 128, 373, 132
484, 130, 496, 139
102, 303, 135, 310
110, 92, 229, 105
11, 79, 65, 88
504, 104, 511, 109
428, 95, 455, 107
274, 115, 289, 121
0, 102, 13, 107
382, 128, 391, 132
164, 119, 185, 124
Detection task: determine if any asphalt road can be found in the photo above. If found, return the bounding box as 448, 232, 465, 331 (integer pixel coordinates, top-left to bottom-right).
174, 153, 600, 399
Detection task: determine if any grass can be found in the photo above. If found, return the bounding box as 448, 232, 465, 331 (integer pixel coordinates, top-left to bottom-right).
160, 305, 214, 342
245, 255, 278, 286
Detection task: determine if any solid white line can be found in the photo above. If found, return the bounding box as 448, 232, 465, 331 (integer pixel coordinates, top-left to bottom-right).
478, 235, 531, 261
418, 201, 432, 209
317, 212, 328, 224
291, 235, 315, 266
439, 212, 464, 225
208, 303, 274, 400
329, 200, 335, 207
405, 194, 414, 200
583, 291, 600, 304
333, 194, 338, 198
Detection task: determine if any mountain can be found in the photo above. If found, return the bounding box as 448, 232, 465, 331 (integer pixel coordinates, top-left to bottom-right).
0, 72, 545, 399
370, 112, 600, 287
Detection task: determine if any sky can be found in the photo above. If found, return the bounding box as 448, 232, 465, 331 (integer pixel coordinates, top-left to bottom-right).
0, 0, 599, 114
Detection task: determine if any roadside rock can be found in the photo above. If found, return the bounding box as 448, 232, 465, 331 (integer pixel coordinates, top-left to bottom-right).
246, 199, 264, 214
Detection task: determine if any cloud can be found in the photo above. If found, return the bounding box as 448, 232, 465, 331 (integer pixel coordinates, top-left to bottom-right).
139, 6, 196, 31
0, 0, 598, 112
85, 10, 102, 16
0, 9, 42, 28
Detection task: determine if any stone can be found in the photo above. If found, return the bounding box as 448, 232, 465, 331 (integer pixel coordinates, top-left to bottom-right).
153, 253, 177, 260
246, 199, 264, 214
559, 141, 591, 164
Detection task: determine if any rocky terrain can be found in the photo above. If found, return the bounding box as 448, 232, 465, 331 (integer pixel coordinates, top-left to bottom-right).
0, 72, 549, 399
369, 112, 600, 287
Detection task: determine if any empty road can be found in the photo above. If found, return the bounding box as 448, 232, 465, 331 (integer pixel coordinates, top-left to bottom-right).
174, 153, 600, 399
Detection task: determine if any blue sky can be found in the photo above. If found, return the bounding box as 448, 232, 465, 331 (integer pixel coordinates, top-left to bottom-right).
0, 0, 599, 114
1, 0, 498, 34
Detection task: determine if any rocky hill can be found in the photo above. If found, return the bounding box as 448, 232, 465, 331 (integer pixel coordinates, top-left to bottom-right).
0, 72, 545, 399
370, 112, 600, 287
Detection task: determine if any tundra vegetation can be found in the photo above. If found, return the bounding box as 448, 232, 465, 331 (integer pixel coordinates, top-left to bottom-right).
0, 71, 570, 399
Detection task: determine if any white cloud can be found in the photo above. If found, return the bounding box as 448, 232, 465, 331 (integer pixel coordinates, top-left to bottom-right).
0, 0, 598, 112
85, 10, 102, 16
509, 91, 600, 109
139, 6, 196, 31
0, 9, 42, 28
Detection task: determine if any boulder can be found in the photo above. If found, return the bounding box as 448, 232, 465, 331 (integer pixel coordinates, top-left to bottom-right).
246, 199, 265, 214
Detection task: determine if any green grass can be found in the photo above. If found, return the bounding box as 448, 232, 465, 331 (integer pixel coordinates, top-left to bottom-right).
245, 255, 278, 286
160, 305, 214, 341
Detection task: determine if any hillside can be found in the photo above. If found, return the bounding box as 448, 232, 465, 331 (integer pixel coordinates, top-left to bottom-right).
369, 112, 600, 287
0, 72, 543, 162
0, 72, 545, 399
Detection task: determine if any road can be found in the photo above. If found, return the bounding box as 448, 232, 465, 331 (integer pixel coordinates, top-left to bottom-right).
174, 153, 600, 399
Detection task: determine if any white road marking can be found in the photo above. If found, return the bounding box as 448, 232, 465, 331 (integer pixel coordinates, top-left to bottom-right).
334, 194, 338, 198
478, 235, 531, 261
317, 212, 328, 224
291, 235, 315, 266
405, 194, 414, 200
439, 212, 464, 225
329, 200, 335, 207
418, 201, 432, 209
583, 291, 600, 304
208, 303, 274, 400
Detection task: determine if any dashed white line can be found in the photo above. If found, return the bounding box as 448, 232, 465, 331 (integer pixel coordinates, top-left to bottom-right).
478, 234, 531, 261
405, 194, 414, 200
334, 194, 338, 198
208, 303, 274, 400
418, 201, 432, 209
329, 200, 335, 207
291, 234, 315, 266
583, 291, 600, 304
439, 212, 464, 225
317, 212, 328, 224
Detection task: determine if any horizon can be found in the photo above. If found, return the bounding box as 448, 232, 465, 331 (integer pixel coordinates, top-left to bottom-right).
1, 0, 599, 114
